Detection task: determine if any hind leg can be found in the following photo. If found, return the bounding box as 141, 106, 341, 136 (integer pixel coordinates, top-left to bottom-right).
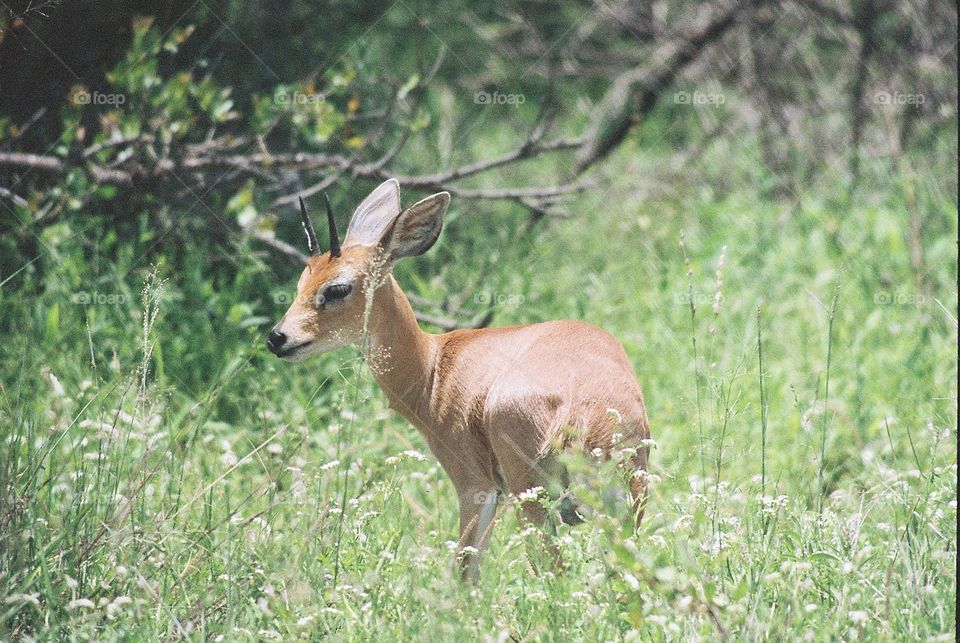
512, 479, 566, 574
625, 445, 650, 528
491, 433, 566, 572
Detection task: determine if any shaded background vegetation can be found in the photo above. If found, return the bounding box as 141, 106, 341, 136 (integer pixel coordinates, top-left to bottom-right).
0, 0, 956, 640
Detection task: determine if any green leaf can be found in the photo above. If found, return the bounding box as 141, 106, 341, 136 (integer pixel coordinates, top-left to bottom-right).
45, 301, 61, 338
97, 185, 119, 200
227, 182, 258, 228
397, 74, 420, 100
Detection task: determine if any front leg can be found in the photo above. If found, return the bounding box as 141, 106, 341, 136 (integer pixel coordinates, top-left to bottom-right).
455, 485, 500, 582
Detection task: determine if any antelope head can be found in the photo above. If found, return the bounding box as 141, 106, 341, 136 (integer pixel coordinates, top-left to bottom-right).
267, 179, 450, 360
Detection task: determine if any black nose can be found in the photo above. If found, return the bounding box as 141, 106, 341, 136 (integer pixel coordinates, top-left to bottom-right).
266, 328, 287, 355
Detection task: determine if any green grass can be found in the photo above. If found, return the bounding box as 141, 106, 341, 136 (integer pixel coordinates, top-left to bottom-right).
1, 144, 956, 640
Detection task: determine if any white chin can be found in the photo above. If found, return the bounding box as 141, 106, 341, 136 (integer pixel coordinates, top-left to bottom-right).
279, 339, 346, 361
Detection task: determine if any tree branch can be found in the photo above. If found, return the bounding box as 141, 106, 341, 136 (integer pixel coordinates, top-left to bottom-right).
572, 0, 749, 176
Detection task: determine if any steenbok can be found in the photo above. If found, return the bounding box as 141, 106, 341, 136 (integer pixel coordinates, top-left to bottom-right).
268, 179, 651, 580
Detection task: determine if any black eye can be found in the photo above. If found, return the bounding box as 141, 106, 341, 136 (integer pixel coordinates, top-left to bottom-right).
321, 283, 353, 305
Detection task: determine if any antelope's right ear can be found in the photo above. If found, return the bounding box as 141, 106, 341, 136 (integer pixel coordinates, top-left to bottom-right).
343, 179, 402, 248
382, 192, 450, 262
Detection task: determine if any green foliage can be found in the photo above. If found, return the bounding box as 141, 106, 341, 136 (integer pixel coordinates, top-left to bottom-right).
0, 2, 956, 640
1, 140, 956, 638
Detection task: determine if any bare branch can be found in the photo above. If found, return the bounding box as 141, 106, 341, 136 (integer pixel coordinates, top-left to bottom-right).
252, 232, 309, 264
0, 186, 29, 208
448, 181, 591, 200
572, 0, 748, 176
392, 136, 584, 187
0, 151, 66, 173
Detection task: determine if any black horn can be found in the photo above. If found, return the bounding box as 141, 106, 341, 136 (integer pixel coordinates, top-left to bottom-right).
324, 192, 341, 258
299, 196, 321, 256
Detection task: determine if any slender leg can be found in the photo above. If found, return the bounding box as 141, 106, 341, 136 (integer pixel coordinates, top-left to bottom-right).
456, 486, 499, 582
627, 445, 651, 528
515, 496, 565, 574
488, 423, 566, 573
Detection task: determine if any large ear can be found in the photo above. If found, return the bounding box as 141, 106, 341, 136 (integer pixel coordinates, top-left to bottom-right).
343, 179, 401, 248
382, 192, 450, 262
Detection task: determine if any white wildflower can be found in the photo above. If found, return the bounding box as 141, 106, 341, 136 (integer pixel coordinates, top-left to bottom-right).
79, 419, 116, 435
633, 469, 661, 484
622, 573, 641, 591
849, 610, 869, 625
252, 516, 271, 532
296, 615, 315, 627
67, 598, 95, 610
761, 494, 789, 514
4, 594, 39, 606
42, 368, 66, 398
106, 596, 132, 619
518, 486, 544, 502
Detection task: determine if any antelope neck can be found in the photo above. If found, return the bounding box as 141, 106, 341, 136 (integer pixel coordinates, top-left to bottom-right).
363, 274, 437, 423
